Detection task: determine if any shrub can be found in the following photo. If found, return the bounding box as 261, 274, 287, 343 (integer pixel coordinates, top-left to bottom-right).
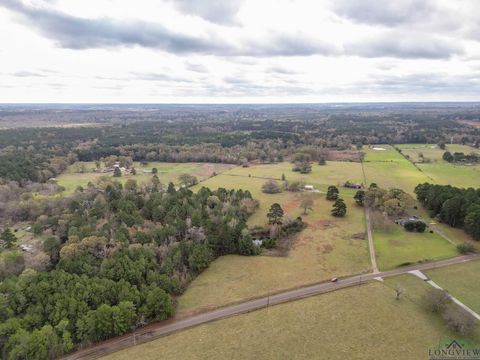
262, 238, 277, 249
262, 179, 281, 194
403, 220, 426, 232
456, 243, 476, 254
425, 288, 451, 313
443, 305, 476, 335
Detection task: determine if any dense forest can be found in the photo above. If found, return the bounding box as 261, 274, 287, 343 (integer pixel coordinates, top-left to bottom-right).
415, 183, 480, 240
0, 183, 262, 358
1, 103, 479, 183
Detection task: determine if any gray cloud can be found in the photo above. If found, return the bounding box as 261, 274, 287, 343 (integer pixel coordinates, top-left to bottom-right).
185, 62, 209, 73
0, 0, 336, 57
170, 0, 243, 25
363, 72, 480, 95
334, 0, 436, 27
1, 0, 229, 52
243, 33, 340, 57
10, 71, 47, 77
347, 33, 463, 59
266, 66, 299, 75
131, 72, 189, 82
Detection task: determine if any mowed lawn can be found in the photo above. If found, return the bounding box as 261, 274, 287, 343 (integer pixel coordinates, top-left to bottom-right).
362, 145, 431, 195
56, 161, 235, 194
180, 162, 370, 314
425, 260, 480, 314
374, 226, 457, 270
102, 280, 480, 360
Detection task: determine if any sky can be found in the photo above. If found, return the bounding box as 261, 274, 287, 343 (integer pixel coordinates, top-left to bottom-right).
0, 0, 480, 103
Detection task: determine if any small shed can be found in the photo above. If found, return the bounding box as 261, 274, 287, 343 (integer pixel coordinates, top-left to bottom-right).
304, 185, 314, 191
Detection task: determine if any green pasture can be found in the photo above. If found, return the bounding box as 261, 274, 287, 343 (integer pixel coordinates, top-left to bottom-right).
426, 260, 480, 314
104, 279, 479, 360
373, 225, 458, 270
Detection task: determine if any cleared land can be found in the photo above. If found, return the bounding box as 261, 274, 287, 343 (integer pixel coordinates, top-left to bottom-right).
362, 145, 459, 270
373, 226, 457, 270
56, 162, 235, 194
179, 161, 369, 314
426, 260, 480, 314
397, 144, 478, 163
103, 279, 480, 360
396, 144, 480, 188
362, 145, 431, 194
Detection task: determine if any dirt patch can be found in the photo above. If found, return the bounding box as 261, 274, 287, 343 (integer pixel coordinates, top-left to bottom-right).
322, 244, 334, 254
327, 150, 361, 162
197, 163, 235, 179
282, 195, 302, 215
309, 219, 337, 231
351, 232, 366, 240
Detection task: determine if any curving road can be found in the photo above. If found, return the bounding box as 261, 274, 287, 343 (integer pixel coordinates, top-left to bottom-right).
62, 254, 479, 360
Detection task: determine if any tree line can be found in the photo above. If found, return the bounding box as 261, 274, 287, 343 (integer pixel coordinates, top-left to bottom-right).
415, 183, 480, 240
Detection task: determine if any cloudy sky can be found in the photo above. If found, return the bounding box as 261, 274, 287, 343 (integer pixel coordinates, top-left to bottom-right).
1, 0, 480, 103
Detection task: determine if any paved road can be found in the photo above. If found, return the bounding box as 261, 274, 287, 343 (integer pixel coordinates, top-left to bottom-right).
62, 254, 479, 360
409, 269, 480, 321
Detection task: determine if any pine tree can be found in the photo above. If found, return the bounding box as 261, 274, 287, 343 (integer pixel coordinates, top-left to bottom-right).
1, 228, 17, 249
354, 190, 365, 206
331, 198, 347, 217
326, 185, 339, 201
267, 203, 284, 225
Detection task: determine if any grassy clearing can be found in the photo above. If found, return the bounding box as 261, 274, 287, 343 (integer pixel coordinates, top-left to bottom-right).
362, 145, 431, 194
417, 163, 480, 188
362, 145, 458, 269
180, 162, 369, 314
373, 225, 458, 270
394, 144, 480, 188
397, 144, 479, 163
425, 261, 480, 314
228, 161, 364, 192
103, 280, 480, 360
56, 162, 235, 194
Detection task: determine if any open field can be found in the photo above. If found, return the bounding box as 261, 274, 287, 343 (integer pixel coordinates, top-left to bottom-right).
179, 162, 369, 314
56, 162, 235, 194
373, 225, 457, 270
103, 280, 480, 360
426, 261, 480, 313
395, 144, 480, 188
397, 144, 479, 163
228, 161, 365, 193
362, 145, 459, 269
417, 163, 480, 188
362, 145, 431, 194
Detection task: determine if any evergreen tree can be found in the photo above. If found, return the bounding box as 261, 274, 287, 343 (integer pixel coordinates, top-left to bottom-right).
1, 228, 16, 249
354, 190, 365, 206
331, 198, 347, 217
267, 203, 284, 225
326, 185, 339, 201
